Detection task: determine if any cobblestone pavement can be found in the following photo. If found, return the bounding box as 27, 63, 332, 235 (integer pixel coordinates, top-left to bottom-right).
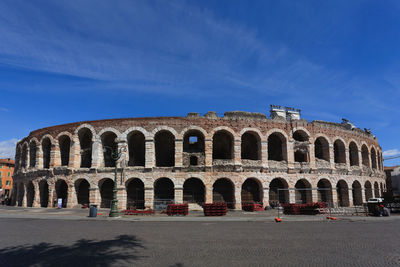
0, 218, 399, 267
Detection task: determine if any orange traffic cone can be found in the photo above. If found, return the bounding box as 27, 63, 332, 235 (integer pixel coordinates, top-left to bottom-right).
275, 217, 282, 222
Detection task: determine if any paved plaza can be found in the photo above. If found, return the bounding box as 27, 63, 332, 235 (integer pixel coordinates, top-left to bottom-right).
0, 209, 399, 266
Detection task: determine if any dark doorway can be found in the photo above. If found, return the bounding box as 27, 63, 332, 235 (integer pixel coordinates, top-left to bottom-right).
183, 178, 205, 204
75, 179, 90, 206
213, 131, 233, 160
269, 178, 288, 204
39, 180, 49, 207
128, 131, 145, 166
213, 178, 234, 209
155, 131, 175, 167
100, 179, 114, 208
241, 179, 261, 204
126, 178, 145, 209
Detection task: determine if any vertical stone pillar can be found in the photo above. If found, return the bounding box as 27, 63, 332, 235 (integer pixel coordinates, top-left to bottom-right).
21, 183, 27, 207
144, 187, 154, 209
329, 144, 335, 169
175, 139, 183, 168
309, 143, 316, 169
357, 149, 362, 168
116, 138, 128, 166
175, 187, 183, 204
48, 182, 55, 208
287, 140, 295, 171
345, 148, 350, 170
263, 188, 269, 207
234, 185, 241, 209
261, 141, 268, 169
89, 187, 100, 205
205, 183, 213, 204
233, 139, 241, 166
289, 189, 296, 204
33, 182, 40, 207
312, 189, 318, 203
66, 183, 77, 208
145, 139, 154, 169
331, 188, 338, 206
117, 187, 126, 210
36, 145, 43, 169
26, 146, 30, 170
91, 139, 102, 168
49, 142, 58, 168
204, 139, 213, 167
69, 135, 80, 168
348, 188, 353, 207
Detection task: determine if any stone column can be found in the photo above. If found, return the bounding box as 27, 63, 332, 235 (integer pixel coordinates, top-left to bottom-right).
144, 187, 154, 209
145, 139, 154, 169
26, 146, 30, 170
357, 149, 362, 168
309, 143, 316, 170
361, 188, 366, 203
289, 189, 296, 204
234, 185, 241, 209
36, 145, 43, 169
205, 183, 213, 204
263, 188, 269, 207
66, 184, 77, 208
329, 144, 335, 169
175, 187, 183, 204
287, 140, 295, 171
89, 187, 100, 206
21, 183, 27, 207
91, 139, 102, 168
175, 139, 183, 168
33, 182, 40, 207
49, 143, 58, 168
347, 188, 353, 207
261, 141, 268, 169
48, 182, 55, 208
312, 189, 318, 203
345, 148, 350, 170
69, 135, 80, 168
204, 139, 213, 168
117, 187, 126, 210
331, 188, 338, 206
233, 139, 241, 166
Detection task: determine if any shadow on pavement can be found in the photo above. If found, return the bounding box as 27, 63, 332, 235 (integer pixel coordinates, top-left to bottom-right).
0, 234, 144, 267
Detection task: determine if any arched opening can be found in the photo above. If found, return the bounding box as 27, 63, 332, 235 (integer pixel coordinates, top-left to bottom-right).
352, 181, 363, 205
293, 130, 309, 142
127, 131, 145, 167
75, 179, 90, 206
183, 178, 205, 204
269, 178, 289, 204
17, 183, 24, 207
212, 130, 233, 160
294, 150, 308, 163
295, 179, 312, 204
21, 144, 28, 169
365, 181, 373, 201
55, 180, 68, 208
183, 130, 205, 166
59, 135, 71, 166
155, 131, 175, 167
241, 132, 260, 160
268, 133, 286, 161
361, 145, 370, 167
349, 142, 359, 166
42, 138, 51, 169
78, 128, 92, 168
26, 181, 35, 207
334, 140, 346, 164
99, 178, 114, 208
337, 180, 349, 207
315, 137, 330, 161
317, 179, 333, 203
15, 147, 21, 171
241, 178, 262, 204
371, 148, 377, 169
126, 178, 145, 209
101, 132, 117, 167
29, 141, 37, 167
154, 178, 174, 204
213, 178, 234, 209
39, 180, 49, 207
374, 182, 379, 197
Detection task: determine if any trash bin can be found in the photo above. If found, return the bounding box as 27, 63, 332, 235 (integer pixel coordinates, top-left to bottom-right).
89, 205, 98, 217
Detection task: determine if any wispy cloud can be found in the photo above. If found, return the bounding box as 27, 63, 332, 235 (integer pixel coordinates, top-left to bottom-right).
0, 138, 18, 159
383, 149, 400, 157
0, 107, 9, 112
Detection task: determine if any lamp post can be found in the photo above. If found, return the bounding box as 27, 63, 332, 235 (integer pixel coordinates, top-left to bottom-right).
103, 145, 125, 217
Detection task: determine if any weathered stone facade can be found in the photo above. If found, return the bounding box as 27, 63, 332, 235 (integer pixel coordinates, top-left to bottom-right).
11, 110, 386, 210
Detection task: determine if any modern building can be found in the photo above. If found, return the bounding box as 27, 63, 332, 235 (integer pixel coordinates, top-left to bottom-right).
0, 158, 14, 201
384, 165, 400, 200
11, 107, 386, 209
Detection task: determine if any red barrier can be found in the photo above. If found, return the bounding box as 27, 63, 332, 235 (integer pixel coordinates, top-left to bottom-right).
167, 204, 188, 216
242, 203, 264, 212
282, 202, 326, 215
122, 209, 155, 215
203, 203, 228, 216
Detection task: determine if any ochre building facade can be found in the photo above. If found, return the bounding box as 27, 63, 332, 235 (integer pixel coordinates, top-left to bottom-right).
11, 109, 386, 210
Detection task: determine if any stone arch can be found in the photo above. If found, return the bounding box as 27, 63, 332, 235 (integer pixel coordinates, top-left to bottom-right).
292, 129, 309, 142
39, 180, 49, 207
209, 126, 236, 140
333, 139, 346, 164
241, 178, 262, 204
127, 131, 145, 167
365, 181, 373, 201
213, 178, 235, 209
212, 130, 234, 160
154, 177, 175, 205
361, 144, 370, 167
370, 147, 377, 169
349, 141, 359, 166
317, 179, 333, 203
75, 179, 90, 206
181, 126, 208, 141
55, 179, 68, 208
155, 130, 175, 167
352, 180, 363, 205
97, 127, 121, 139
58, 134, 71, 166
268, 132, 287, 161
26, 181, 35, 207
126, 178, 145, 209
183, 177, 205, 204
78, 127, 93, 168
374, 181, 380, 197
29, 139, 39, 168
183, 129, 205, 166
295, 179, 312, 204
241, 131, 261, 160
151, 126, 178, 139
41, 136, 52, 169
314, 136, 330, 162
101, 131, 118, 167
269, 178, 289, 204
99, 178, 114, 208
336, 180, 349, 207
75, 123, 96, 136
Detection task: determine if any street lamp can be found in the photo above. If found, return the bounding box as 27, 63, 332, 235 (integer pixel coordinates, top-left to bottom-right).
103, 145, 126, 217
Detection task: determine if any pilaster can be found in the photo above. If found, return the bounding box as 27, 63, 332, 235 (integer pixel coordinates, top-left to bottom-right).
175, 187, 183, 204
145, 139, 154, 168
144, 187, 154, 209
175, 139, 183, 168
233, 139, 241, 166
205, 139, 213, 167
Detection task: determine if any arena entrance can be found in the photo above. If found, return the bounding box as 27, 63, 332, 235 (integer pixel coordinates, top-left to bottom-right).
75, 179, 90, 206
26, 181, 35, 207
352, 181, 363, 205
154, 178, 174, 209
336, 180, 350, 207
39, 180, 49, 207
365, 181, 373, 201
269, 178, 289, 204
213, 178, 234, 209
183, 178, 205, 205
295, 179, 312, 204
99, 178, 114, 208
241, 178, 262, 204
55, 180, 68, 208
317, 179, 333, 203
126, 178, 145, 209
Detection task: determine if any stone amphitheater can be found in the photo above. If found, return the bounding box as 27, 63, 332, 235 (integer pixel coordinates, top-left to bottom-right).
11, 106, 386, 210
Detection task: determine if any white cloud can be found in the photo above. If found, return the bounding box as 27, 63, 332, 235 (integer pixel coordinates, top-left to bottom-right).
383, 149, 400, 157
0, 138, 18, 159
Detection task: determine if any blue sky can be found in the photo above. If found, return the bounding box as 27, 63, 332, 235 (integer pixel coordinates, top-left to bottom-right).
0, 0, 399, 165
